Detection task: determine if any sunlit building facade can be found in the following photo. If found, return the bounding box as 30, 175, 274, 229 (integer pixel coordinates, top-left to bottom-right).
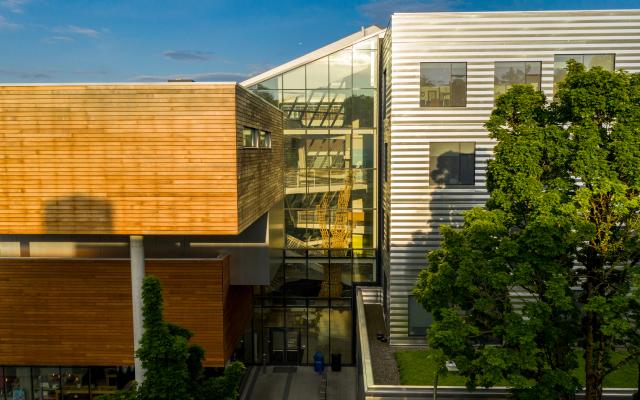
242, 27, 382, 365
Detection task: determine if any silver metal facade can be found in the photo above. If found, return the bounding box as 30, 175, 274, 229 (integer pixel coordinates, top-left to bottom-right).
383, 10, 640, 345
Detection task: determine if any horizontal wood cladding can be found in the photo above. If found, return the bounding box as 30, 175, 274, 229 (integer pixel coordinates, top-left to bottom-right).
0, 259, 134, 366
0, 83, 281, 235
0, 256, 247, 367
236, 86, 284, 232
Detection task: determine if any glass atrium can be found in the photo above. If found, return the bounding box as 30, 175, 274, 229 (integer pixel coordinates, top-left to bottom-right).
245, 35, 379, 365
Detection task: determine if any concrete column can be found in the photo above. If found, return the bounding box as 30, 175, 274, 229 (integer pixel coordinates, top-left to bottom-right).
130, 235, 145, 383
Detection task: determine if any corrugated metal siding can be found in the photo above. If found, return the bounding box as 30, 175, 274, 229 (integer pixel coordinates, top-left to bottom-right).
386, 10, 640, 345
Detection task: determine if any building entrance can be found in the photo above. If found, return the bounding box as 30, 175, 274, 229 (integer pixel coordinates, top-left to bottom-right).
269, 328, 302, 364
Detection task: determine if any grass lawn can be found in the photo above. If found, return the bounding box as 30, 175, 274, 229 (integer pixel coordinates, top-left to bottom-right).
395, 350, 639, 388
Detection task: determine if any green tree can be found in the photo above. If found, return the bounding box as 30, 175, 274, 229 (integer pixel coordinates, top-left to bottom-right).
136, 276, 192, 400
99, 275, 246, 400
414, 61, 640, 400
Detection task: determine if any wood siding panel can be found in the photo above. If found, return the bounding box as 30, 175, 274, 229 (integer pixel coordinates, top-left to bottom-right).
0, 84, 240, 235
235, 86, 284, 232
385, 10, 640, 345
0, 257, 246, 367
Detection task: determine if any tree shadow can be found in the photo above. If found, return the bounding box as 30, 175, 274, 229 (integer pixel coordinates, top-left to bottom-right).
43, 193, 113, 234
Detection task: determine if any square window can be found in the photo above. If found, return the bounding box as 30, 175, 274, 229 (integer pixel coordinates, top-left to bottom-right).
430, 142, 475, 186
494, 61, 542, 96
553, 54, 615, 90
420, 62, 467, 107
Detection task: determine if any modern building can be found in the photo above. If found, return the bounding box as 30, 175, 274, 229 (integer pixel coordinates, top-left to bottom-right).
1, 8, 640, 399
0, 83, 284, 399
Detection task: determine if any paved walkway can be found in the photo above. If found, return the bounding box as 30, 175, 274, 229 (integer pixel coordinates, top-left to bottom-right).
240, 366, 356, 400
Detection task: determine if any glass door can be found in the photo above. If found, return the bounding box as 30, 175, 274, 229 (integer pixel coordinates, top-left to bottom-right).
269, 328, 301, 364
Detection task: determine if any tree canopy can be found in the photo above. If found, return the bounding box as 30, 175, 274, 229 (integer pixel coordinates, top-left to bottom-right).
414, 61, 640, 400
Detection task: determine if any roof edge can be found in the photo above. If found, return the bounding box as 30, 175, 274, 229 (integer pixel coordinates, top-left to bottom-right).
241, 25, 385, 88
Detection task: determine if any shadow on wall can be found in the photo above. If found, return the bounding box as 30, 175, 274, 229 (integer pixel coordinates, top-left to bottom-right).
43, 194, 114, 234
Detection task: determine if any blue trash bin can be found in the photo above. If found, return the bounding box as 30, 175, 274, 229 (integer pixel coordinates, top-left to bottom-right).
313, 351, 325, 374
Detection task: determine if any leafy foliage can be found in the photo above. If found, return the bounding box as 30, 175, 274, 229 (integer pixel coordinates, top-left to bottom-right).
414, 62, 640, 400
99, 276, 246, 400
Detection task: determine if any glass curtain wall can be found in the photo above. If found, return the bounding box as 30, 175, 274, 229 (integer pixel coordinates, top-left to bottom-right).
248, 37, 378, 365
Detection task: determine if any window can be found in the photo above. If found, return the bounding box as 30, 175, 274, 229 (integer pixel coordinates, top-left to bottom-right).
243, 128, 258, 148
408, 296, 432, 337
494, 61, 542, 96
243, 128, 271, 149
430, 142, 475, 186
259, 130, 271, 148
554, 54, 615, 87
420, 62, 467, 107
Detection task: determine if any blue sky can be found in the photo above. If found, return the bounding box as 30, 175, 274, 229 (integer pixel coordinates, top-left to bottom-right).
0, 0, 638, 83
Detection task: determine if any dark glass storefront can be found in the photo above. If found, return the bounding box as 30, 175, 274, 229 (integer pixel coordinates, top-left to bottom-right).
0, 366, 134, 400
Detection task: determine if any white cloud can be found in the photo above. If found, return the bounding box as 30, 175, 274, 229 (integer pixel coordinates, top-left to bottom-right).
163, 50, 217, 62
53, 24, 100, 38
0, 14, 19, 29
42, 35, 74, 44
1, 0, 31, 13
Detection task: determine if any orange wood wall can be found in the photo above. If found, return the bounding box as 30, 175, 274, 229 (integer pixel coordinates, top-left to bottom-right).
0, 257, 248, 367
0, 84, 283, 235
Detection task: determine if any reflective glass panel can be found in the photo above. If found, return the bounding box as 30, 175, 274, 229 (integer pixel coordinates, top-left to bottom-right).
331, 260, 352, 297
584, 54, 615, 70
306, 57, 329, 90
32, 367, 60, 400
348, 89, 375, 128
4, 367, 32, 400
60, 367, 89, 400
307, 308, 331, 362
304, 90, 331, 127
285, 209, 307, 249
352, 132, 374, 168
353, 258, 376, 282
430, 142, 475, 186
283, 66, 305, 89
494, 61, 542, 96
420, 62, 467, 107
256, 75, 282, 90
330, 308, 352, 364
329, 49, 352, 89
352, 169, 374, 208
286, 308, 309, 364
285, 260, 307, 297
353, 50, 375, 89
282, 91, 306, 128
326, 90, 350, 128
352, 209, 374, 249
255, 89, 281, 108
408, 296, 433, 336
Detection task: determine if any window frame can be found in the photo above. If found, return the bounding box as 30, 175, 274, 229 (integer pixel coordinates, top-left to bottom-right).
429, 142, 476, 187
553, 53, 616, 89
243, 127, 272, 149
419, 62, 467, 108
494, 61, 542, 96
408, 295, 432, 337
